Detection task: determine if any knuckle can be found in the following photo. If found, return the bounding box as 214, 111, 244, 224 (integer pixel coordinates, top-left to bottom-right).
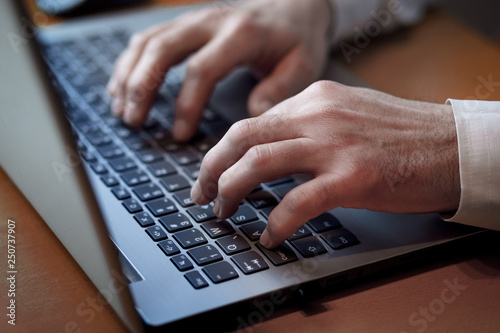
128, 32, 147, 48
186, 57, 208, 79
143, 36, 166, 55
306, 80, 343, 96
228, 13, 257, 37
245, 145, 273, 170
217, 172, 235, 199
227, 119, 254, 145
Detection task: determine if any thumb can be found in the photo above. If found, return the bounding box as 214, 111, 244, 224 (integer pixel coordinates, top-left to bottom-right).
247, 48, 319, 117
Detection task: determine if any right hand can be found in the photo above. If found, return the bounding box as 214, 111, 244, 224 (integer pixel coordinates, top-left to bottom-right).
107, 0, 332, 141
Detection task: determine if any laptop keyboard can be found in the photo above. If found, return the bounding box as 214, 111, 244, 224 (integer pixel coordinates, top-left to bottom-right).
41, 30, 360, 289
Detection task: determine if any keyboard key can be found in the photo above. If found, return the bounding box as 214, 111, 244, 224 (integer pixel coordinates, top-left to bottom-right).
96, 144, 124, 159
321, 228, 360, 249
264, 177, 294, 187
183, 162, 201, 179
272, 182, 298, 199
171, 254, 194, 271
132, 183, 164, 201
201, 219, 235, 238
111, 186, 131, 200
231, 251, 269, 275
308, 213, 341, 233
203, 262, 238, 284
216, 234, 250, 255
122, 198, 142, 213
159, 213, 192, 232
256, 243, 298, 266
120, 169, 150, 186
230, 205, 258, 225
90, 162, 108, 174
246, 191, 278, 209
133, 212, 155, 227
136, 148, 163, 163
146, 198, 178, 217
159, 174, 190, 192
158, 239, 181, 256
101, 175, 119, 187
80, 150, 97, 162
290, 236, 328, 258
188, 245, 223, 266
147, 160, 176, 177
288, 225, 313, 241
173, 229, 207, 249
240, 221, 267, 241
173, 189, 195, 207
145, 225, 168, 241
108, 157, 136, 172
123, 136, 151, 151
260, 206, 275, 220
187, 205, 216, 223
86, 129, 112, 146
184, 271, 208, 289
170, 149, 199, 166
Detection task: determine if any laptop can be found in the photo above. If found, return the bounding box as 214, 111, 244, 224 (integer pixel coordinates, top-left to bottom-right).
0, 0, 485, 331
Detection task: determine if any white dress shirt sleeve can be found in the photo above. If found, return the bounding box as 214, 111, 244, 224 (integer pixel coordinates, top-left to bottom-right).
443, 100, 500, 230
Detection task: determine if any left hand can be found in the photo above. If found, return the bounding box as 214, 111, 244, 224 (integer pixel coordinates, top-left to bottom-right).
190, 81, 461, 248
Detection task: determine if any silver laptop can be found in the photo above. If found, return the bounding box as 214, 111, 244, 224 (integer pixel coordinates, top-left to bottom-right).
0, 1, 484, 331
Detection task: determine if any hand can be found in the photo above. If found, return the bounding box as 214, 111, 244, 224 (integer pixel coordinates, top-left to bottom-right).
191, 81, 461, 248
107, 0, 332, 141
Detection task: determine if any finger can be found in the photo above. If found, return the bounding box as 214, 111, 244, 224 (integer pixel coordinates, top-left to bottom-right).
260, 175, 340, 248
172, 16, 263, 141
107, 22, 171, 117
214, 138, 317, 219
121, 24, 212, 125
191, 113, 300, 205
247, 47, 319, 117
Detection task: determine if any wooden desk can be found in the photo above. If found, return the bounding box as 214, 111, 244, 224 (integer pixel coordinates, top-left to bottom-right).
2, 2, 500, 332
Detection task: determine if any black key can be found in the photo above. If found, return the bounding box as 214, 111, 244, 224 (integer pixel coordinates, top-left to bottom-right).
184, 271, 208, 289
108, 157, 136, 172
122, 198, 142, 213
265, 177, 294, 187
183, 162, 201, 179
260, 206, 275, 220
146, 198, 178, 217
240, 221, 267, 241
173, 189, 195, 207
187, 245, 223, 266
159, 213, 192, 232
132, 183, 164, 201
288, 225, 313, 241
90, 162, 108, 174
136, 149, 163, 163
290, 236, 328, 258
246, 191, 278, 209
202, 262, 238, 284
101, 175, 119, 187
187, 205, 216, 223
230, 205, 258, 225
171, 254, 193, 271
86, 129, 112, 146
145, 225, 168, 241
120, 169, 150, 186
216, 234, 251, 255
171, 150, 199, 166
307, 213, 341, 233
273, 182, 299, 199
231, 251, 269, 275
256, 243, 298, 266
173, 229, 207, 249
321, 228, 360, 249
111, 186, 130, 200
158, 239, 180, 256
147, 160, 176, 178
123, 136, 151, 151
96, 144, 124, 159
202, 219, 235, 239
133, 212, 155, 227
159, 174, 190, 192
81, 150, 97, 162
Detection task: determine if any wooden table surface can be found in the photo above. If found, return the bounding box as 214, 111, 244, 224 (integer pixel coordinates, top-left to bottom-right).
2, 1, 500, 332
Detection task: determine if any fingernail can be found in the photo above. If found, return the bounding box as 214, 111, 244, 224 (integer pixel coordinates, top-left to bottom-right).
213, 199, 221, 217
173, 118, 190, 141
190, 181, 202, 204
260, 229, 272, 248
